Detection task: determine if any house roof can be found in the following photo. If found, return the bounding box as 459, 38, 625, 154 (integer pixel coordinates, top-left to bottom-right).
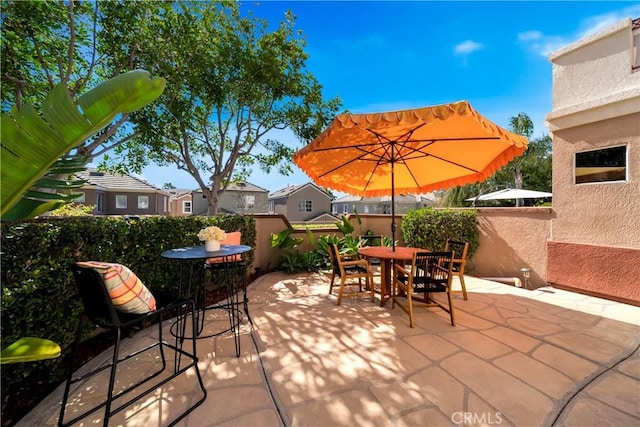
192, 181, 268, 193
168, 189, 193, 199
332, 193, 435, 203
78, 168, 168, 194
269, 182, 329, 199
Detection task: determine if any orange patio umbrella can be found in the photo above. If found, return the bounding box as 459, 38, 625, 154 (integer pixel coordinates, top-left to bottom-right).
293, 100, 528, 250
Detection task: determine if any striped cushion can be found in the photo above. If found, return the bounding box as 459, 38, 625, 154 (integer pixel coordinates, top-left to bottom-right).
76, 261, 156, 314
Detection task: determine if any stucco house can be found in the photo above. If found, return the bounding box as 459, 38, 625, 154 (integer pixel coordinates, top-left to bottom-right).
332, 193, 436, 216
544, 17, 640, 303
168, 189, 193, 216
75, 168, 171, 216
268, 183, 332, 222
191, 181, 269, 215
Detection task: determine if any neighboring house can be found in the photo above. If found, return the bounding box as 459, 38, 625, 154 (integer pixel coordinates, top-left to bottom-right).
75, 168, 171, 216
268, 183, 332, 222
191, 181, 269, 215
168, 189, 193, 216
545, 17, 640, 303
331, 193, 436, 216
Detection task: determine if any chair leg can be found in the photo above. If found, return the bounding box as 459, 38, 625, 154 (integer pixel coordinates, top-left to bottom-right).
447, 289, 456, 326
102, 328, 122, 427
329, 272, 336, 295
336, 277, 347, 306
407, 287, 415, 328
242, 270, 253, 326
458, 272, 468, 300
58, 316, 86, 427
368, 273, 375, 302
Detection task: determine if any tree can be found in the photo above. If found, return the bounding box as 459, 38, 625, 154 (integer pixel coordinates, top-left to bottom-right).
0, 1, 141, 162
506, 113, 534, 206
0, 70, 165, 220
441, 113, 552, 207
99, 1, 341, 214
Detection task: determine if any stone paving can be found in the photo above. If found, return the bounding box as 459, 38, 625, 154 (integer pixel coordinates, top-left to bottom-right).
20, 272, 640, 426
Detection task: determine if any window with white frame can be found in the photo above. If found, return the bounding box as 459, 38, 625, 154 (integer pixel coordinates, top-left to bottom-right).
298, 200, 312, 212
96, 193, 104, 213
138, 195, 149, 209
332, 204, 338, 214
269, 200, 274, 213
183, 201, 192, 213
115, 194, 127, 209
343, 204, 349, 214
244, 195, 255, 209
575, 145, 627, 184
74, 192, 86, 203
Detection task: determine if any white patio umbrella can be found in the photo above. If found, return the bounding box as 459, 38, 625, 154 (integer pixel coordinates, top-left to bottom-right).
466, 188, 552, 205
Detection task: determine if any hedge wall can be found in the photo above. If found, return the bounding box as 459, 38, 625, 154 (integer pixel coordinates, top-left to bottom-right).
401, 208, 480, 258
0, 214, 255, 417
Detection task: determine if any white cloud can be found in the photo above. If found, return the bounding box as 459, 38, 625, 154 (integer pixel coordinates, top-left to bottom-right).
519, 4, 640, 57
517, 30, 543, 42
454, 40, 484, 55
578, 5, 640, 38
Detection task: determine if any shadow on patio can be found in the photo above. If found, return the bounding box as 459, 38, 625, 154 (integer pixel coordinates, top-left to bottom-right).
19, 273, 640, 426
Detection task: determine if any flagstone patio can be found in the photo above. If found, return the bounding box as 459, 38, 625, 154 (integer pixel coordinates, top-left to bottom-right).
19, 272, 640, 426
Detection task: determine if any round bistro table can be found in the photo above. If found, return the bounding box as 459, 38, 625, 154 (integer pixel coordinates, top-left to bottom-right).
161, 244, 252, 357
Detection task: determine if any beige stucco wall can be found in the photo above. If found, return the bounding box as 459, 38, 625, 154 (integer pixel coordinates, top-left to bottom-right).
282, 186, 332, 222
551, 113, 640, 247
169, 194, 191, 216
468, 208, 552, 288
251, 209, 551, 289
547, 18, 640, 131
544, 17, 640, 305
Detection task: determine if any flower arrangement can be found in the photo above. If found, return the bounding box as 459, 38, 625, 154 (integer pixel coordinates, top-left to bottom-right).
197, 225, 226, 241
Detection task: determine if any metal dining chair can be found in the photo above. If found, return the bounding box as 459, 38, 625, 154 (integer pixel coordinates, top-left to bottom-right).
59, 263, 207, 427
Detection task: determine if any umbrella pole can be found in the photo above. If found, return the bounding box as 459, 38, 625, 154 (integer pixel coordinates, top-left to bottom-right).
391, 154, 396, 251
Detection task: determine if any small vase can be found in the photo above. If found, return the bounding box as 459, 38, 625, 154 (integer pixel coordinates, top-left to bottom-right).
205, 239, 220, 252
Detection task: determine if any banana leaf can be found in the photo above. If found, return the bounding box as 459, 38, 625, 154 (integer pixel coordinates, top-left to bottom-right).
1, 70, 166, 220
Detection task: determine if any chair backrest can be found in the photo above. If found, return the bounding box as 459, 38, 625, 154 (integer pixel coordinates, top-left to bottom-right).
411, 251, 454, 290
207, 231, 242, 265
445, 240, 469, 262
360, 234, 382, 246
327, 244, 342, 275
221, 231, 241, 245
71, 264, 124, 328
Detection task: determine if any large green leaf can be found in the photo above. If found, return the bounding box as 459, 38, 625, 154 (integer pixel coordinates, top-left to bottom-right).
1, 70, 166, 220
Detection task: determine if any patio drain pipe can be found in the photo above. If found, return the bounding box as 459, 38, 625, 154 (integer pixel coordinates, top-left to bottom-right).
480, 277, 523, 288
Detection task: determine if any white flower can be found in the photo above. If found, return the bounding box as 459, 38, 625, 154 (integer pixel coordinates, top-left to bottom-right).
197, 226, 226, 241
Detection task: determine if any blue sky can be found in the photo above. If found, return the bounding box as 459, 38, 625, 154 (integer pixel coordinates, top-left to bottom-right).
139, 1, 640, 193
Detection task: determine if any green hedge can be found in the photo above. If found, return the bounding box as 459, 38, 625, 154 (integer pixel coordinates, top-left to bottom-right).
401, 208, 479, 258
0, 215, 255, 416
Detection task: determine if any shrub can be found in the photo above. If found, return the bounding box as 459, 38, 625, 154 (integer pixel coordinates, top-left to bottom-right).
401, 208, 479, 258
0, 215, 255, 419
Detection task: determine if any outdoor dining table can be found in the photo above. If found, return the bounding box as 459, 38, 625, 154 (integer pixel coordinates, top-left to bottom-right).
161, 244, 251, 357
357, 246, 424, 307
